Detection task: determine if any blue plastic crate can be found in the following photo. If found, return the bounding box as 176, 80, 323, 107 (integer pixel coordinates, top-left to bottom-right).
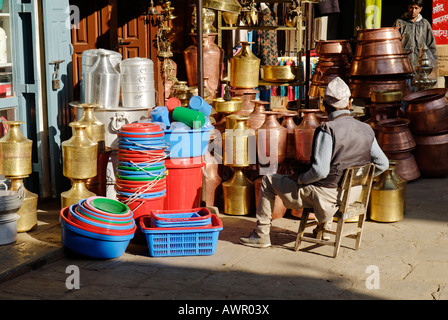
139, 214, 223, 257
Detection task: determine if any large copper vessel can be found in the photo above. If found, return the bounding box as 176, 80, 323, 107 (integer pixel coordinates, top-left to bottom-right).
370, 164, 406, 222
385, 150, 420, 182
350, 78, 410, 100
356, 26, 401, 41
355, 39, 405, 57
256, 112, 287, 171
0, 121, 32, 177
403, 88, 448, 135
413, 132, 448, 177
281, 111, 298, 159
202, 158, 223, 208
231, 88, 259, 114
230, 41, 260, 88
350, 53, 413, 77
368, 90, 403, 123
376, 118, 416, 153
294, 109, 320, 164
315, 40, 352, 56
184, 33, 224, 99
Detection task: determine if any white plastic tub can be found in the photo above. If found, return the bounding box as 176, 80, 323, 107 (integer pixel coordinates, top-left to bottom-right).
0, 214, 19, 245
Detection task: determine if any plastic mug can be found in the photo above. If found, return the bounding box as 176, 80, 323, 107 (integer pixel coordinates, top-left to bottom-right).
189, 95, 212, 117
150, 106, 171, 127
172, 107, 205, 129
166, 97, 181, 117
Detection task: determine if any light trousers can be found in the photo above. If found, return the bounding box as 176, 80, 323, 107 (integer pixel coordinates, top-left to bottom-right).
256, 174, 341, 236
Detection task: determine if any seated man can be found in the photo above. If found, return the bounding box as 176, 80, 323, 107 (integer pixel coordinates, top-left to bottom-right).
240, 77, 389, 248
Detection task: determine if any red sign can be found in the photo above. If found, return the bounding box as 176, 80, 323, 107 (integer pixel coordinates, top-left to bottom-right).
433, 0, 448, 45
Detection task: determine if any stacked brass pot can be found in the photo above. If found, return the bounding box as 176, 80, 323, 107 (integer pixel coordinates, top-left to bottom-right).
310, 40, 352, 100
349, 27, 412, 101
403, 88, 448, 177
0, 121, 38, 232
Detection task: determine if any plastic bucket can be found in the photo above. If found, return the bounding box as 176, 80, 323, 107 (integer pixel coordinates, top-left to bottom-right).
164, 157, 204, 210
163, 127, 212, 158
172, 107, 205, 129
118, 194, 166, 220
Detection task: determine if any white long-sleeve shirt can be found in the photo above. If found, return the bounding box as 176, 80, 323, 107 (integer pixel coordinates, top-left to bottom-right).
297, 110, 389, 185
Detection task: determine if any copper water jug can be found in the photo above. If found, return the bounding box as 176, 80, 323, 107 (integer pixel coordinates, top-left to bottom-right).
248, 100, 268, 130
184, 33, 224, 99
385, 150, 420, 182
0, 121, 32, 177
230, 41, 260, 88
294, 109, 320, 164
281, 111, 298, 159
256, 111, 287, 170
377, 118, 416, 153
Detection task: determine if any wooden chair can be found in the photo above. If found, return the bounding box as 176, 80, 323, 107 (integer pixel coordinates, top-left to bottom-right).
294, 163, 376, 258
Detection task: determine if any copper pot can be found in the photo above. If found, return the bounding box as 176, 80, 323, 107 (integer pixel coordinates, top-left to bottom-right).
413, 132, 448, 177
355, 39, 404, 57
356, 26, 401, 41
254, 177, 287, 220
231, 88, 259, 113
281, 111, 298, 159
203, 161, 223, 208
315, 40, 352, 56
385, 150, 420, 181
403, 88, 448, 135
350, 52, 413, 77
349, 78, 410, 100
248, 100, 268, 130
256, 111, 288, 169
294, 109, 320, 164
368, 103, 401, 122
377, 118, 416, 152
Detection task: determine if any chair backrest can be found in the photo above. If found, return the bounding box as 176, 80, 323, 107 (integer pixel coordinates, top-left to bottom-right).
338, 163, 375, 217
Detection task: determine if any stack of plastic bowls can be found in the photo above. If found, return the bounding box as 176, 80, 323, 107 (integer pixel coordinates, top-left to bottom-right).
60, 196, 136, 259
0, 186, 24, 245
115, 123, 169, 219
120, 57, 156, 109
80, 48, 122, 103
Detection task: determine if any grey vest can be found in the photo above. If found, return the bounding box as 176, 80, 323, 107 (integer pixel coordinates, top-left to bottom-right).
312, 114, 374, 188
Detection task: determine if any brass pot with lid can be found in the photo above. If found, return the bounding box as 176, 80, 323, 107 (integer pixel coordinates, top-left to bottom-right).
230, 41, 260, 89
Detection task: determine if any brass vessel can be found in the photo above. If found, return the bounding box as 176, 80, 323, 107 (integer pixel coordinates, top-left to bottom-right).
230, 42, 260, 89
222, 12, 239, 26
9, 176, 38, 232
62, 123, 98, 180
61, 123, 98, 208
170, 81, 192, 107
222, 168, 254, 216
0, 121, 32, 177
222, 115, 256, 168
74, 103, 106, 153
370, 165, 406, 222
202, 0, 242, 14
212, 97, 242, 114
261, 65, 297, 83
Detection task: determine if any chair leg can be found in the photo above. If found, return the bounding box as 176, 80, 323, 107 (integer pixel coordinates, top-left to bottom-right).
294, 210, 309, 251
333, 218, 345, 258
355, 214, 366, 250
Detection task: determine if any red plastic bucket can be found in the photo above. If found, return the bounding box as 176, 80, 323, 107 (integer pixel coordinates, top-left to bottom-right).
164, 157, 204, 210
117, 195, 166, 220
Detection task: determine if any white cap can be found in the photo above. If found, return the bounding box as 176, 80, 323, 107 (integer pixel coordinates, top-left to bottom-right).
324, 77, 351, 109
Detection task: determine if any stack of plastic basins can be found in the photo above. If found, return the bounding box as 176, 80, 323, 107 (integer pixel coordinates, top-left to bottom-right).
60, 196, 136, 259
138, 207, 223, 257
115, 123, 168, 220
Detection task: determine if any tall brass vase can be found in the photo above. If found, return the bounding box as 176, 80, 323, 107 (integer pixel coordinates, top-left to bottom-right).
61, 123, 98, 208
230, 41, 260, 89
222, 115, 256, 168
0, 121, 38, 232
369, 165, 406, 222
222, 168, 254, 216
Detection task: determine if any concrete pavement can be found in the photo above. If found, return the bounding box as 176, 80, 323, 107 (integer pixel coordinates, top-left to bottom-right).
0, 175, 447, 301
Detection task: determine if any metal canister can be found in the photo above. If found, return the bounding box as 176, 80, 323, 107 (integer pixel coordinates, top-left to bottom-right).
222, 168, 254, 216
0, 121, 32, 177
75, 103, 106, 153
222, 115, 256, 168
